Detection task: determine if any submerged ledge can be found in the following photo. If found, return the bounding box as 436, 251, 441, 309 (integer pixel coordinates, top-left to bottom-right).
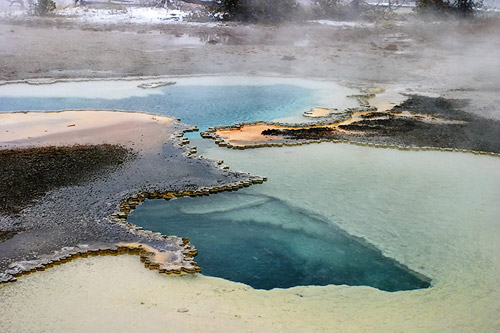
0, 110, 266, 284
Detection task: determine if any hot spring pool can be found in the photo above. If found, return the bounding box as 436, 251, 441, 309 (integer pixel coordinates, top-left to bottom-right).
0, 76, 359, 132
189, 141, 500, 291
1, 77, 499, 293
127, 140, 500, 291
129, 191, 430, 291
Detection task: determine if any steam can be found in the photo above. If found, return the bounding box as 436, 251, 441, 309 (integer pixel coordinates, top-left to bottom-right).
0, 0, 499, 121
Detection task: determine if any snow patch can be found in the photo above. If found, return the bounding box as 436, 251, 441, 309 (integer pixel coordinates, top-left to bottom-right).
57, 7, 189, 24
0, 9, 26, 18
309, 20, 375, 28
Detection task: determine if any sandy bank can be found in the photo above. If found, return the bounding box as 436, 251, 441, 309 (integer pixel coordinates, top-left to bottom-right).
304, 107, 336, 118
217, 124, 286, 146
0, 254, 497, 332
0, 110, 173, 152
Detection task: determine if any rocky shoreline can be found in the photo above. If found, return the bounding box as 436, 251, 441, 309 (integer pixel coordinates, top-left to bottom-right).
0, 111, 266, 283
201, 95, 500, 155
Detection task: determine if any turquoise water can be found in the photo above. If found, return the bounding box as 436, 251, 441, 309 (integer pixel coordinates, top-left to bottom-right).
129, 191, 431, 291
0, 84, 315, 132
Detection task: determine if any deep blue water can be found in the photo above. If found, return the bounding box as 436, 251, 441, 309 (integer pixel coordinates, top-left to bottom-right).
0, 85, 315, 131
129, 191, 431, 291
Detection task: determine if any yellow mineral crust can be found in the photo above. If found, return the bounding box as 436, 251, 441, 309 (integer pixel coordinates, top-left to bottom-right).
303, 107, 335, 118
210, 97, 469, 150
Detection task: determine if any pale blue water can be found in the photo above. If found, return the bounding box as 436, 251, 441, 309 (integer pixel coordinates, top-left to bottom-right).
0, 84, 316, 132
